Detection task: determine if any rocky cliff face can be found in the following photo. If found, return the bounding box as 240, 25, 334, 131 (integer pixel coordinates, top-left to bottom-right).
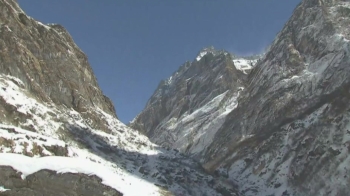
131, 47, 259, 158
0, 1, 238, 195
0, 0, 116, 131
133, 0, 350, 195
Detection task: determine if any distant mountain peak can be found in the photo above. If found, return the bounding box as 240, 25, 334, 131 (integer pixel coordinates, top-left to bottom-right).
195, 46, 229, 61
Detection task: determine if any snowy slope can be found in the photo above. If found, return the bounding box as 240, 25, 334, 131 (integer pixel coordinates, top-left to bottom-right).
152, 90, 242, 159
0, 73, 159, 195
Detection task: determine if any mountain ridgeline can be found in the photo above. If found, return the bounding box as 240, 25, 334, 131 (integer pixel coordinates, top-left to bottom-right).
132, 0, 350, 195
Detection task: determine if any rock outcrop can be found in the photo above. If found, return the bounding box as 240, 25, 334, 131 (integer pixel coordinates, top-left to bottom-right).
0, 166, 122, 196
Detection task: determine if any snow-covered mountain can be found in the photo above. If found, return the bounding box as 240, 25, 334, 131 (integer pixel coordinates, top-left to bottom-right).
0, 1, 238, 195
132, 0, 350, 195
3, 0, 350, 195
130, 47, 259, 160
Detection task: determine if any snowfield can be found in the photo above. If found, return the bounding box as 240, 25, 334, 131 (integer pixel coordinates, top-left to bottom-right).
232, 59, 257, 74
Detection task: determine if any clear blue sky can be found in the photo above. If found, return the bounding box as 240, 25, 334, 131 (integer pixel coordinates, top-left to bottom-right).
18, 0, 301, 123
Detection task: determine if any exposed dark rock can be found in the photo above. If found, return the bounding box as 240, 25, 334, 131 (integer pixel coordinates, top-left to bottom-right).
0, 166, 122, 196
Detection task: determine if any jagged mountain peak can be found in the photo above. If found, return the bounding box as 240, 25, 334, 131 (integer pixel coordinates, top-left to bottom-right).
195, 46, 263, 74
131, 44, 256, 157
